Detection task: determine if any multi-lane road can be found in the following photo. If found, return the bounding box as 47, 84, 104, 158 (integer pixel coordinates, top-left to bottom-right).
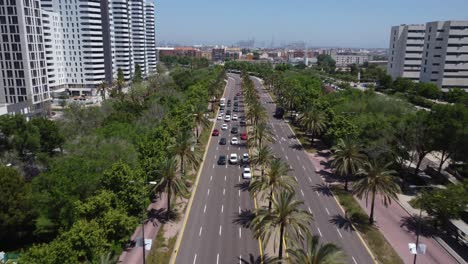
175, 74, 259, 264
174, 74, 375, 264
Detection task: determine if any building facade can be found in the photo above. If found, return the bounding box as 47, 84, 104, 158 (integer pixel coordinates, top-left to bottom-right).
387, 24, 425, 81
0, 0, 50, 116
332, 53, 369, 67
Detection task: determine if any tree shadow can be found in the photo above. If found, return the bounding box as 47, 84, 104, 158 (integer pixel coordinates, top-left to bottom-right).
239, 253, 281, 264
329, 214, 355, 232
147, 208, 174, 224
289, 143, 303, 150
235, 181, 250, 192
311, 183, 333, 197
287, 134, 297, 139
233, 209, 256, 229
400, 215, 435, 238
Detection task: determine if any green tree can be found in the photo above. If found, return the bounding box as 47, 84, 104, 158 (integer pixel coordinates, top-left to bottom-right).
316, 54, 336, 73
0, 114, 40, 158
97, 81, 109, 100
116, 68, 125, 92
249, 158, 297, 211
353, 161, 401, 224
133, 64, 142, 83
392, 77, 415, 93
287, 233, 345, 264
169, 130, 200, 175
192, 105, 211, 142
251, 145, 274, 177
246, 102, 268, 127
248, 122, 274, 149
251, 190, 313, 259
298, 108, 327, 145
154, 157, 189, 220
406, 111, 436, 176
31, 117, 65, 154
331, 138, 367, 191
415, 82, 441, 99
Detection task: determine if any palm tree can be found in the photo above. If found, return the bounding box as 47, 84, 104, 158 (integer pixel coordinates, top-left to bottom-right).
251, 190, 313, 260
287, 233, 345, 264
299, 108, 327, 145
97, 81, 109, 101
251, 145, 274, 177
249, 158, 297, 211
192, 106, 210, 142
154, 157, 189, 220
353, 160, 401, 224
248, 122, 274, 149
331, 138, 367, 191
169, 130, 200, 175
246, 102, 267, 127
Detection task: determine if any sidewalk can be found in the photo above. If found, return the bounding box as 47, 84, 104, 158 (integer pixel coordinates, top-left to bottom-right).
307, 151, 461, 264
119, 193, 168, 264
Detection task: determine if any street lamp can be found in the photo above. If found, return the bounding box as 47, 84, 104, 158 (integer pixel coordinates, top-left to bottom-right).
408, 185, 432, 264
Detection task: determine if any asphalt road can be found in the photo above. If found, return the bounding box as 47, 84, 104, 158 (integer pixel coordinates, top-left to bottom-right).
251, 76, 375, 264
175, 75, 259, 264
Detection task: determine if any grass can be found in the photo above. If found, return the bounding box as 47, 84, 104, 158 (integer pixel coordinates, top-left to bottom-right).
331, 187, 404, 264
146, 224, 177, 264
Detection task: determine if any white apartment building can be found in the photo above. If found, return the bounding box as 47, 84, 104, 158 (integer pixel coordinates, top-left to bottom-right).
332, 53, 369, 67
42, 10, 66, 90
145, 1, 157, 74
387, 24, 425, 81
0, 0, 50, 116
420, 21, 468, 90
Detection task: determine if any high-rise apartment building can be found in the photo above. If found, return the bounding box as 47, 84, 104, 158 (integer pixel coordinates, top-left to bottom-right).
0, 0, 50, 116
387, 21, 468, 90
420, 21, 468, 90
387, 24, 425, 81
145, 1, 157, 73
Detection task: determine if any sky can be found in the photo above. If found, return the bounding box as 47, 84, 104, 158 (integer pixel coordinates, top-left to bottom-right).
156, 0, 468, 48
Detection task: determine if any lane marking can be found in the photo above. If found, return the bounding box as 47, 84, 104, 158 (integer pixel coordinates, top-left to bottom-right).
352, 256, 358, 264
300, 189, 305, 197
213, 164, 215, 169
214, 154, 217, 159
239, 227, 242, 238
221, 204, 224, 213
216, 146, 219, 150
239, 206, 241, 215
239, 189, 240, 197
239, 256, 241, 264
337, 228, 343, 238
297, 155, 300, 160
294, 176, 298, 181
210, 175, 213, 181
193, 254, 197, 264
199, 226, 202, 237
217, 253, 220, 264
290, 165, 293, 169
308, 207, 312, 214
223, 188, 225, 195
285, 155, 289, 160
238, 175, 240, 182
317, 227, 323, 237
325, 208, 330, 215
207, 189, 210, 196
315, 191, 319, 196
203, 204, 207, 213
227, 146, 230, 151
224, 175, 226, 181
302, 165, 306, 170
281, 147, 284, 151
219, 225, 222, 236
308, 177, 312, 183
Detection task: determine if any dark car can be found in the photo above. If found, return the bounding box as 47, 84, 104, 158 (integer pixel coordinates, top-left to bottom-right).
226, 110, 231, 115
234, 96, 238, 101
217, 155, 226, 165
274, 107, 285, 119
212, 129, 219, 136
233, 107, 239, 112
227, 102, 231, 107
234, 102, 239, 106
231, 126, 238, 134
236, 92, 241, 96
219, 138, 227, 145
240, 120, 246, 126
228, 99, 232, 104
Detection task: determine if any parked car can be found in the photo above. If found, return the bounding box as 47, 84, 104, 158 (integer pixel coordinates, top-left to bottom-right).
217, 155, 226, 165
219, 138, 227, 145
229, 153, 238, 164
212, 129, 219, 136
242, 167, 252, 179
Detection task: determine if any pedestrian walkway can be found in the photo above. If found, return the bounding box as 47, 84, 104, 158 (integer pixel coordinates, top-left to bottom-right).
307, 151, 461, 264
118, 193, 167, 264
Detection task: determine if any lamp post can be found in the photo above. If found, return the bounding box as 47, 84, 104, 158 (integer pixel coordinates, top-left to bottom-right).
408, 185, 431, 264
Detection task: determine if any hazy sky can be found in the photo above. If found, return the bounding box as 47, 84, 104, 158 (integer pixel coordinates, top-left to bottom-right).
156, 0, 468, 48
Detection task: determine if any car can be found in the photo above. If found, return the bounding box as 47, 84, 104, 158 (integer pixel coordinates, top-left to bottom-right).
234, 102, 239, 106
220, 105, 225, 111
233, 107, 239, 112
242, 167, 252, 179
231, 137, 239, 145
219, 138, 227, 145
242, 153, 249, 163
234, 96, 238, 101
227, 99, 231, 104
226, 110, 231, 115
240, 132, 248, 140
221, 124, 228, 130
240, 120, 246, 126
212, 129, 219, 136
217, 155, 226, 165
229, 153, 238, 164
231, 126, 238, 134
224, 115, 231, 122
217, 114, 223, 120
232, 114, 238, 121
236, 92, 241, 96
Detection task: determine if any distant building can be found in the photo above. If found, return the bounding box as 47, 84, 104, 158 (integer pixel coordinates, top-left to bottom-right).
332, 53, 369, 67
212, 48, 225, 62
201, 51, 212, 61
225, 48, 242, 60
158, 47, 201, 58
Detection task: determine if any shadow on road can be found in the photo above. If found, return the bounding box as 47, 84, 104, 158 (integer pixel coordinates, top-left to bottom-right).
289, 143, 303, 150
233, 209, 256, 229
235, 181, 250, 192
311, 183, 333, 197
239, 253, 280, 264
400, 215, 435, 238
329, 214, 355, 232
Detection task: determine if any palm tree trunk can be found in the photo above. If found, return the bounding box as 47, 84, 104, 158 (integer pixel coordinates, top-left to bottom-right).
369, 188, 376, 224
278, 223, 285, 259
344, 175, 349, 191
414, 153, 425, 176
438, 150, 449, 174
181, 155, 185, 175
196, 127, 199, 142
167, 185, 171, 221
268, 188, 273, 211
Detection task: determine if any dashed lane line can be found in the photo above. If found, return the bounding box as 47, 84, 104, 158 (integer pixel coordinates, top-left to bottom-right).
325, 208, 330, 215
199, 226, 202, 237
317, 227, 323, 237
337, 228, 343, 238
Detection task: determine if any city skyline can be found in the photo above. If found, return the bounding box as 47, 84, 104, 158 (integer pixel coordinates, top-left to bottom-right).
157, 0, 468, 48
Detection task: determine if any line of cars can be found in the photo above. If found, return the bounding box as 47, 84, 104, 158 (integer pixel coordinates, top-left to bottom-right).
212, 94, 251, 179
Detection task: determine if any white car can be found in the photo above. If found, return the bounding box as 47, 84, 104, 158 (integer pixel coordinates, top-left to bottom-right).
232, 114, 238, 121
224, 115, 231, 122
229, 153, 238, 164
242, 167, 252, 179
217, 114, 223, 120
242, 153, 249, 163
231, 137, 238, 145
221, 124, 228, 130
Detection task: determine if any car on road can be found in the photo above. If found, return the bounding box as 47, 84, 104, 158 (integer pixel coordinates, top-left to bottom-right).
217, 114, 223, 120
242, 153, 249, 163
232, 114, 238, 121
229, 153, 238, 164
231, 137, 239, 145
234, 102, 239, 106
240, 120, 246, 126
217, 155, 226, 165
234, 96, 238, 101
233, 107, 239, 112
219, 138, 227, 145
221, 124, 228, 130
212, 129, 219, 136
226, 110, 231, 115
240, 132, 248, 140
224, 115, 231, 122
231, 126, 238, 134
242, 167, 252, 179
236, 92, 241, 96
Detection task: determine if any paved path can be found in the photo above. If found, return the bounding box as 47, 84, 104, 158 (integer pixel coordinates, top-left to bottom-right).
307, 151, 459, 264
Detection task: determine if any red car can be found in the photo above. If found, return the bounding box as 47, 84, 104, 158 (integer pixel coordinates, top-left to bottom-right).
212, 129, 219, 136
240, 132, 248, 140
236, 92, 241, 96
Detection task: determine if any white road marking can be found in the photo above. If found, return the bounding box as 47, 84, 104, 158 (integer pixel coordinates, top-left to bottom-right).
285, 155, 289, 160
210, 175, 213, 181
239, 227, 242, 238
227, 146, 230, 151
239, 256, 241, 264
308, 207, 312, 214
215, 155, 217, 159
308, 177, 312, 183
352, 256, 358, 264
300, 189, 305, 197
337, 228, 343, 238
281, 147, 284, 151
213, 164, 215, 168
204, 204, 207, 213
317, 227, 322, 237
217, 253, 220, 264
216, 146, 219, 150
199, 226, 203, 236
225, 163, 228, 168
294, 176, 298, 181
221, 204, 224, 213
224, 175, 226, 181
193, 254, 197, 264
325, 208, 330, 215
303, 165, 306, 170
223, 188, 225, 195
315, 190, 319, 196
297, 155, 300, 160
239, 190, 240, 197
219, 225, 222, 236
207, 189, 210, 196
239, 206, 241, 215
238, 175, 240, 182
